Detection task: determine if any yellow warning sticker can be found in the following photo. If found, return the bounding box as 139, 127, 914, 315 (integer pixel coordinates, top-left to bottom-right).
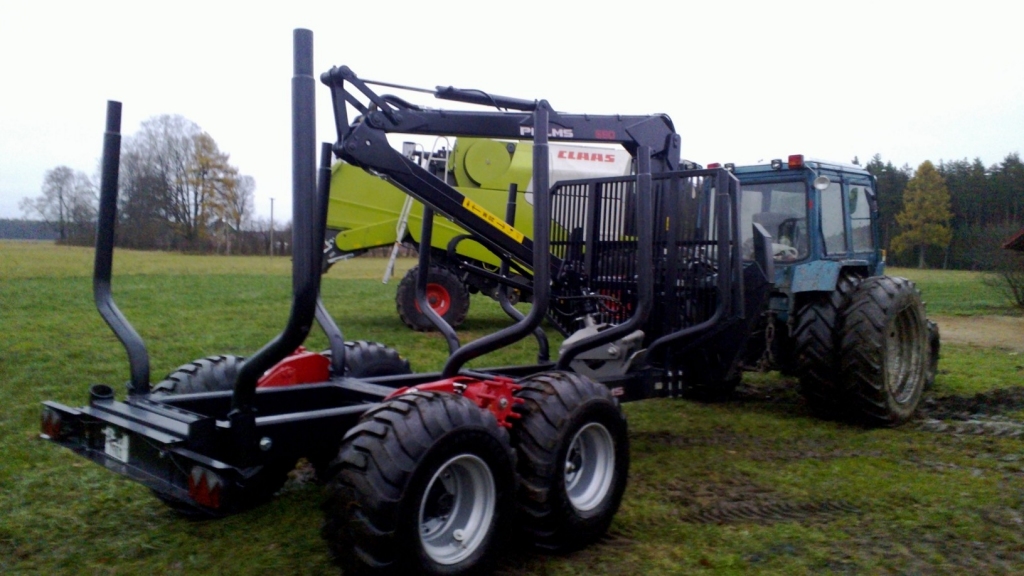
462, 197, 525, 243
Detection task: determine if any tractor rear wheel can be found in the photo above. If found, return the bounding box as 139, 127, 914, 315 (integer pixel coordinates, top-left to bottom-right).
396, 265, 471, 331
511, 371, 629, 551
839, 276, 929, 426
322, 391, 515, 575
792, 271, 861, 415
150, 354, 292, 515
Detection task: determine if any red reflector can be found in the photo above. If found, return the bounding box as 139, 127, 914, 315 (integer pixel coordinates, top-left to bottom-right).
41, 409, 62, 439
707, 162, 722, 169
788, 154, 804, 169
188, 466, 223, 509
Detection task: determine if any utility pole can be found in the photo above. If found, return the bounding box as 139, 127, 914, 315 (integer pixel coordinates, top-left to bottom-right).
270, 197, 274, 256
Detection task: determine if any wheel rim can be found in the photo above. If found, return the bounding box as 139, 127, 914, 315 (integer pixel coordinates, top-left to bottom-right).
564, 422, 615, 512
415, 283, 451, 316
418, 454, 496, 565
885, 304, 925, 404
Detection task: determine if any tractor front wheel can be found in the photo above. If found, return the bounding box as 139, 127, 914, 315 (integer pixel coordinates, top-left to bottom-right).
322, 391, 515, 575
511, 371, 629, 551
396, 265, 471, 331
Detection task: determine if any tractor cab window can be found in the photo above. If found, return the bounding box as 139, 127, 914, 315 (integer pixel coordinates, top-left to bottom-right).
740, 181, 808, 261
820, 181, 847, 255
848, 184, 874, 252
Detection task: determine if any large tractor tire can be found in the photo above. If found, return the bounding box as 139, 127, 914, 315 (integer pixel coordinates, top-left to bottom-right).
839, 276, 929, 427
150, 355, 293, 516
322, 391, 515, 575
792, 271, 862, 414
322, 341, 412, 378
396, 265, 471, 331
511, 371, 629, 551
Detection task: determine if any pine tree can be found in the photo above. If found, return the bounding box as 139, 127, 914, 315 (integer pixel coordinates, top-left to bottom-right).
892, 160, 953, 268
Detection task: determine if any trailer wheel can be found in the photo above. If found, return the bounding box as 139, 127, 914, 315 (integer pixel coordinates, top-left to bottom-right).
322, 391, 515, 575
511, 371, 629, 551
150, 354, 292, 515
839, 276, 929, 426
321, 341, 411, 378
311, 342, 412, 481
793, 271, 861, 414
151, 354, 243, 394
396, 265, 470, 331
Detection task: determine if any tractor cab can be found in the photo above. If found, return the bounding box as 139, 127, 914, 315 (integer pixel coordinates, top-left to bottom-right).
718, 155, 885, 321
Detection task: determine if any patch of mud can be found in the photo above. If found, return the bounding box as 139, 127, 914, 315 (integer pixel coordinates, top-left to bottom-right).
667, 475, 858, 526
915, 387, 1024, 438
918, 387, 1024, 420
732, 380, 803, 405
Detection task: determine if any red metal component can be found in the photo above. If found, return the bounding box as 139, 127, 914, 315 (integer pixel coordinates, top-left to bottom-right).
41, 409, 62, 440
188, 466, 223, 509
387, 376, 524, 428
414, 283, 452, 316
257, 347, 330, 388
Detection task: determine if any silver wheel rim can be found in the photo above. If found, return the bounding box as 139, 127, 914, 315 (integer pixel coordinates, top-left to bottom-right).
885, 304, 925, 404
418, 454, 496, 565
564, 422, 615, 512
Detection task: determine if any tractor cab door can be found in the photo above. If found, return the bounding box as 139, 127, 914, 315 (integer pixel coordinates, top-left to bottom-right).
816, 174, 881, 271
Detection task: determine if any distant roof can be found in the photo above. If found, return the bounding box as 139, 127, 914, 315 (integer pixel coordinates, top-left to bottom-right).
1004, 229, 1024, 252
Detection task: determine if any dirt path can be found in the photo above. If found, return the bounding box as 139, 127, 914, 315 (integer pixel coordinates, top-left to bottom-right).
931, 315, 1024, 352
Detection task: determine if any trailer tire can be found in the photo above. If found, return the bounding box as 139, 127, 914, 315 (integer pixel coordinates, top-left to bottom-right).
150, 354, 293, 515
312, 342, 413, 481
396, 265, 470, 331
839, 276, 929, 427
511, 371, 629, 551
151, 354, 244, 395
793, 271, 862, 415
322, 391, 515, 575
321, 341, 411, 378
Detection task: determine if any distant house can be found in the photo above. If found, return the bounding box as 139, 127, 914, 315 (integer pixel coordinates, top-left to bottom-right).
1004, 229, 1024, 252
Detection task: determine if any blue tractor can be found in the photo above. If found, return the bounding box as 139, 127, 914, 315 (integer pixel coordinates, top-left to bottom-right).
719, 154, 940, 425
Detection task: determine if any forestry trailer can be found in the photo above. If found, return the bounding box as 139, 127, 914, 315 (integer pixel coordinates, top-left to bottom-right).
40, 28, 933, 576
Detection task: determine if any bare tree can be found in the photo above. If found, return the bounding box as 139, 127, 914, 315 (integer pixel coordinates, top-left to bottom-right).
20, 166, 96, 244
122, 115, 245, 251
212, 174, 255, 254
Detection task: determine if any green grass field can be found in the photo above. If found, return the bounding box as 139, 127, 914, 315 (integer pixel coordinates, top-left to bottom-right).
2, 241, 1023, 574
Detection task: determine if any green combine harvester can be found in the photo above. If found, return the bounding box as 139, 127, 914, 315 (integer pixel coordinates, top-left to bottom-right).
324, 137, 631, 330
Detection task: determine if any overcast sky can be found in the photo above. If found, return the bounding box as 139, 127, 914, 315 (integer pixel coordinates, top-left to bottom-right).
2, 1, 1022, 222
